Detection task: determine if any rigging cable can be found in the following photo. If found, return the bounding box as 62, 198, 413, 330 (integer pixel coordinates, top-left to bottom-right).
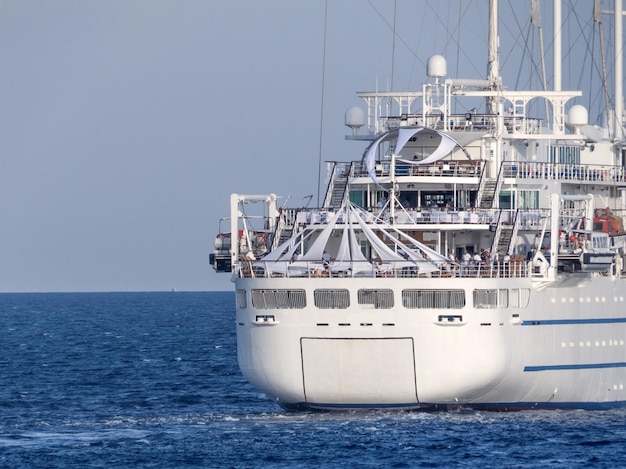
453, 1, 464, 114
566, 1, 608, 128
531, 0, 550, 123
388, 0, 396, 129
368, 0, 426, 69
390, 0, 397, 92
595, 0, 611, 130
316, 0, 328, 208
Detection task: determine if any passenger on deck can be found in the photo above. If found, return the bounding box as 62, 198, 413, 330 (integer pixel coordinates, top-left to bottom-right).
322, 251, 332, 274
502, 253, 510, 274
463, 250, 471, 264
491, 250, 500, 266
473, 252, 482, 266
322, 251, 331, 265
461, 250, 472, 276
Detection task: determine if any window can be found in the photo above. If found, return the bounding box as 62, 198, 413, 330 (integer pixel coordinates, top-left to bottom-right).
510, 288, 531, 308
251, 289, 306, 309
358, 289, 394, 309
518, 190, 539, 209
402, 289, 465, 309
549, 145, 580, 164
474, 289, 496, 308
314, 289, 350, 309
474, 289, 509, 309
499, 289, 509, 308
498, 191, 514, 210
593, 235, 608, 249
236, 289, 247, 309
349, 190, 364, 207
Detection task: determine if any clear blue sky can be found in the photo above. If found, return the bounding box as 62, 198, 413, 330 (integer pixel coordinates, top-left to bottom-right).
0, 1, 600, 292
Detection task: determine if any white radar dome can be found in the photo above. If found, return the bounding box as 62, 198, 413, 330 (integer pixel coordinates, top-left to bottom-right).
427, 55, 447, 78
345, 106, 366, 134
568, 105, 588, 127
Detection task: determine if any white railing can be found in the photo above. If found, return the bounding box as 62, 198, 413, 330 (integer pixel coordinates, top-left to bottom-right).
240, 259, 529, 280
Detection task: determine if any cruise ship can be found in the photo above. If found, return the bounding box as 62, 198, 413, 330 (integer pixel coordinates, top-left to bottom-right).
211, 0, 626, 410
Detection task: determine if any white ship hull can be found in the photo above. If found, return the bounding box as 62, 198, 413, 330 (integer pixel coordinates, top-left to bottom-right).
212, 0, 626, 411
235, 274, 626, 410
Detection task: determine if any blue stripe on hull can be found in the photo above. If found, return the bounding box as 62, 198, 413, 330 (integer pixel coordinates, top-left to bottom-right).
522, 318, 626, 326
524, 362, 626, 372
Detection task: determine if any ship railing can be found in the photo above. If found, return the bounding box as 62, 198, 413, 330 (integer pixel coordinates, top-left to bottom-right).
381, 207, 549, 228
456, 257, 529, 278
382, 113, 498, 132
390, 208, 497, 225
503, 116, 542, 134
517, 209, 550, 229
285, 206, 548, 229
353, 160, 482, 178
239, 259, 529, 280
428, 113, 496, 132
378, 114, 541, 135
503, 162, 626, 184
377, 113, 545, 135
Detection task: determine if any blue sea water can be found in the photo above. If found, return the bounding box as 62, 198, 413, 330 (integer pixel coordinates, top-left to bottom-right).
1, 292, 626, 468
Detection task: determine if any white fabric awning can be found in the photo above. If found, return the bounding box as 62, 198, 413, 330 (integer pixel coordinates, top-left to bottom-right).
255, 202, 445, 275
363, 126, 465, 185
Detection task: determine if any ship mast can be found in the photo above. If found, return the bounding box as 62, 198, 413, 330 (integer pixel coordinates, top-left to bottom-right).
553, 0, 561, 92
616, 0, 624, 139
487, 0, 499, 114
487, 0, 504, 178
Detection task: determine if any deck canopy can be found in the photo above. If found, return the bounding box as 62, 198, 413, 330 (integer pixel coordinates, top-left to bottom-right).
254, 202, 449, 275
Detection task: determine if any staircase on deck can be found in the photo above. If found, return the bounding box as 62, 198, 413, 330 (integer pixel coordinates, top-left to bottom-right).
477, 162, 520, 255
323, 162, 353, 209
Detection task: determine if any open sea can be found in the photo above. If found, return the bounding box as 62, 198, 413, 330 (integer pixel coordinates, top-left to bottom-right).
1, 291, 626, 468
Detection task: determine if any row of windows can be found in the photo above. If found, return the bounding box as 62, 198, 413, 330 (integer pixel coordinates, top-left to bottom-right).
476, 288, 532, 309
402, 290, 465, 309
549, 145, 581, 165
241, 288, 531, 310
250, 289, 306, 309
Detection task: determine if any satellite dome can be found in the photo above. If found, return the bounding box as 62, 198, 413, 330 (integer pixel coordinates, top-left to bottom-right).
427, 55, 447, 78
568, 105, 588, 127
345, 106, 366, 134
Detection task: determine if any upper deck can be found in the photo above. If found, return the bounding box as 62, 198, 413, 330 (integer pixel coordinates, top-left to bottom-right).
352, 87, 582, 138
348, 160, 626, 185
